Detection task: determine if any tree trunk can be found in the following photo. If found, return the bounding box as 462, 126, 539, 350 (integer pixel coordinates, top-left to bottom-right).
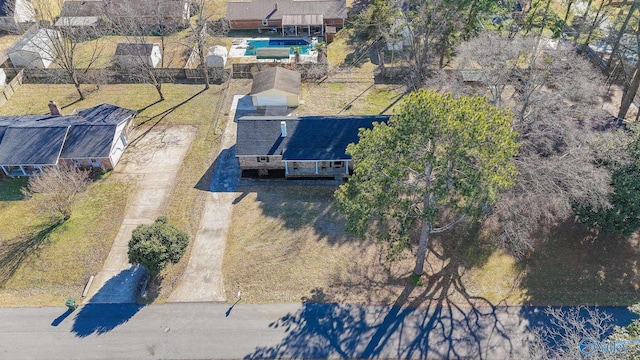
574, 0, 594, 47
563, 0, 574, 24
413, 160, 433, 276
413, 218, 431, 276
72, 72, 84, 100
606, 1, 638, 69
584, 1, 607, 48
155, 82, 165, 101
618, 63, 640, 119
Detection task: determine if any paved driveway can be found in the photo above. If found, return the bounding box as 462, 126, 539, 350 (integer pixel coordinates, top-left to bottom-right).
83, 125, 197, 304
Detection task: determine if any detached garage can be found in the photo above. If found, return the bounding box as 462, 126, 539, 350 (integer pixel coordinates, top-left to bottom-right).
250, 66, 301, 108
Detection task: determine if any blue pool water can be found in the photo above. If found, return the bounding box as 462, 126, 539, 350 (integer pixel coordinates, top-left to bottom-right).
245, 38, 312, 56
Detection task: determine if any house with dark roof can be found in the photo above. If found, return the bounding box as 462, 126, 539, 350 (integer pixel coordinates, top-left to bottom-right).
115, 43, 162, 68
250, 67, 301, 108
226, 0, 346, 36
0, 103, 136, 177
236, 115, 388, 178
0, 0, 35, 32
56, 0, 190, 29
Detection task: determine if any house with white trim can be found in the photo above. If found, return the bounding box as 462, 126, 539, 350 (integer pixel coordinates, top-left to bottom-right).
235, 115, 389, 178
0, 103, 136, 177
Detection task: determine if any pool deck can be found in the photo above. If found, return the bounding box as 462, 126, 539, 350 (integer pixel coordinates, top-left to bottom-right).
228, 37, 319, 64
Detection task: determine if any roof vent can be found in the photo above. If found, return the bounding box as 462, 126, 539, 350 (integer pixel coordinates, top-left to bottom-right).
280, 121, 287, 137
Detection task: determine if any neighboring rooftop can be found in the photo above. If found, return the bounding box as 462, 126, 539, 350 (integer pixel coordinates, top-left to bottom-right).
226, 0, 347, 21
251, 67, 301, 95
115, 43, 156, 56
0, 103, 136, 165
236, 115, 389, 160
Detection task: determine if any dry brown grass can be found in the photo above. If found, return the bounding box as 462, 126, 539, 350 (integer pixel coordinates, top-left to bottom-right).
223, 186, 528, 307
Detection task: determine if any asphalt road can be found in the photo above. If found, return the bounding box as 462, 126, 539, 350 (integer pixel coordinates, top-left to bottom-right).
0, 302, 636, 360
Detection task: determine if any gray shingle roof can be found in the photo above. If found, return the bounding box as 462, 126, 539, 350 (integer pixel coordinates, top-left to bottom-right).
226, 0, 346, 22
0, 126, 69, 165
0, 103, 135, 166
236, 115, 389, 160
115, 43, 156, 56
60, 124, 116, 158
251, 67, 301, 95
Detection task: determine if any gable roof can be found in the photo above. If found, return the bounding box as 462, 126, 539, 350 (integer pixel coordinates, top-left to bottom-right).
10, 28, 58, 55
251, 67, 301, 95
0, 126, 69, 165
236, 115, 389, 160
226, 0, 346, 22
0, 103, 135, 165
60, 0, 187, 21
115, 43, 156, 56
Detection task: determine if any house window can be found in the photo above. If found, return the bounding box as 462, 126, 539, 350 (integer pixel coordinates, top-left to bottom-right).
331, 161, 343, 168
262, 19, 268, 26
90, 158, 100, 167
257, 156, 269, 163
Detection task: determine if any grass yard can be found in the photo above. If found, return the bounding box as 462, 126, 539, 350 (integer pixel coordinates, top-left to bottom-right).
0, 82, 226, 305
298, 83, 404, 116
0, 180, 132, 307
224, 185, 640, 307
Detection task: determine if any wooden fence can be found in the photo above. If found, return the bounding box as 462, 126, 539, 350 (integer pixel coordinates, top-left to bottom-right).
0, 69, 24, 107
232, 62, 327, 81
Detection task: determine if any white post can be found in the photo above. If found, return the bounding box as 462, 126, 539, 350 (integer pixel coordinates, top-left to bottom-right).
345, 160, 348, 174
19, 165, 26, 176
315, 161, 318, 174
1, 166, 9, 176
285, 161, 289, 175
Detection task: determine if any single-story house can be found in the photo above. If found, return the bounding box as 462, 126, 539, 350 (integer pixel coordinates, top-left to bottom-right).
0, 102, 136, 177
56, 0, 190, 29
226, 0, 346, 36
115, 43, 162, 68
236, 115, 389, 178
250, 67, 301, 108
8, 28, 61, 68
206, 45, 227, 67
0, 0, 35, 32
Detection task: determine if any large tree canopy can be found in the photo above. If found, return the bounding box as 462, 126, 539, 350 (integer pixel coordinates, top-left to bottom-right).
335, 89, 519, 276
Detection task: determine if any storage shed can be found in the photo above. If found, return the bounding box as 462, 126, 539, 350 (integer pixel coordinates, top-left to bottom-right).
206, 45, 227, 67
8, 28, 60, 68
115, 43, 162, 68
250, 67, 301, 108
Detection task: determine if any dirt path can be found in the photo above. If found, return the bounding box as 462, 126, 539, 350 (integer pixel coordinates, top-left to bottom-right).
83, 125, 197, 304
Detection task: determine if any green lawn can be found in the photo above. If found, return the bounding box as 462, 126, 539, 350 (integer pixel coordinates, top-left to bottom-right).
0, 180, 132, 306
0, 82, 226, 305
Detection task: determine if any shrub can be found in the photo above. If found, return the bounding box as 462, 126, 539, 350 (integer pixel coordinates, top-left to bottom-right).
128, 216, 189, 273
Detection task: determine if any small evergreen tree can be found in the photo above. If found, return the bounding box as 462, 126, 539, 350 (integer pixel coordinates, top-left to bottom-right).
128, 216, 189, 273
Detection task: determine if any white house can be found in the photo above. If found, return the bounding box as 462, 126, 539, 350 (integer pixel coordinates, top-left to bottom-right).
0, 69, 7, 89
0, 0, 35, 32
250, 66, 301, 108
206, 45, 228, 67
8, 28, 61, 68
115, 43, 162, 68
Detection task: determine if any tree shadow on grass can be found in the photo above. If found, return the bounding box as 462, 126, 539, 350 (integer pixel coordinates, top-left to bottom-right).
0, 220, 61, 286
128, 87, 209, 146
519, 220, 640, 306
245, 224, 523, 359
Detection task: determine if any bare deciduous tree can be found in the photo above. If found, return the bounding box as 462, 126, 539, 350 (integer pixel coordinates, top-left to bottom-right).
456, 33, 623, 255
22, 163, 91, 221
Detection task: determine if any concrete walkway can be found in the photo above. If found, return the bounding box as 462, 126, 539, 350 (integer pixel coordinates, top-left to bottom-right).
84, 126, 197, 304
168, 115, 239, 302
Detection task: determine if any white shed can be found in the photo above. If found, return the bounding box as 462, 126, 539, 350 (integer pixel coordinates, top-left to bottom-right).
250, 67, 301, 108
115, 43, 162, 68
0, 69, 6, 89
8, 28, 60, 68
206, 45, 227, 67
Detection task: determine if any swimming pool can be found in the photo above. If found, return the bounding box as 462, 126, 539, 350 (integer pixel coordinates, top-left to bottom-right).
244, 38, 313, 56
